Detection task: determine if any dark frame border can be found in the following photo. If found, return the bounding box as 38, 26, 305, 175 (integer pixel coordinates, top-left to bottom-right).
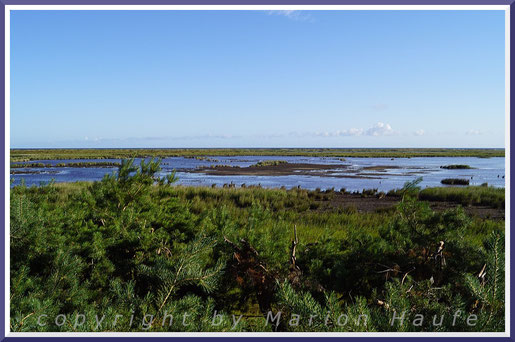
1, 0, 513, 340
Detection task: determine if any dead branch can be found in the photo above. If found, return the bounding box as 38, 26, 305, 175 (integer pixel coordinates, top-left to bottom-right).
290, 225, 299, 269
223, 235, 276, 313
478, 263, 487, 286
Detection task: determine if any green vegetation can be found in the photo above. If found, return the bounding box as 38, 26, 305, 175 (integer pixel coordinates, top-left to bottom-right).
10, 159, 505, 332
10, 162, 48, 168
420, 186, 505, 209
254, 160, 288, 167
440, 165, 473, 169
200, 164, 240, 169
11, 162, 121, 168
441, 178, 470, 185
10, 148, 504, 162
186, 156, 219, 162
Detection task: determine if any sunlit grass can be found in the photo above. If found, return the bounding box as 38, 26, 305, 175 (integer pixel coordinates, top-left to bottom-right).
10, 147, 505, 162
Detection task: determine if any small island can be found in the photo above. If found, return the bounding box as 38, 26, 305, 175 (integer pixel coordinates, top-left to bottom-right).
440, 164, 474, 169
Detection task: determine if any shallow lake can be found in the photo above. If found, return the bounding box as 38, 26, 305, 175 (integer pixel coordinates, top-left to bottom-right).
10, 156, 506, 191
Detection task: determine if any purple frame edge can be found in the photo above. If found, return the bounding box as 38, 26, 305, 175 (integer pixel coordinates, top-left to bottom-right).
0, 0, 513, 5
0, 0, 513, 341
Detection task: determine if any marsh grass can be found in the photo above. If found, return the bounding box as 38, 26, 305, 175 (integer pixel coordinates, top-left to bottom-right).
254, 160, 288, 167
420, 186, 505, 209
11, 161, 120, 168
10, 148, 505, 162
441, 178, 470, 185
440, 164, 473, 169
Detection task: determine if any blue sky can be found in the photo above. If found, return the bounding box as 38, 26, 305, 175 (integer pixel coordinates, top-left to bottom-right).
10, 10, 505, 148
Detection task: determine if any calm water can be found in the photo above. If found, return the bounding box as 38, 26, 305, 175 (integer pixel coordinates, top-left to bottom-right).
10, 156, 505, 191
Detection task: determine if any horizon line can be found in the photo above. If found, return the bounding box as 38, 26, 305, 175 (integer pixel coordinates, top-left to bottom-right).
9, 147, 506, 150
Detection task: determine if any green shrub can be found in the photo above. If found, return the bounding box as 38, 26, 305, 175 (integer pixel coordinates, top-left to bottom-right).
9, 159, 505, 332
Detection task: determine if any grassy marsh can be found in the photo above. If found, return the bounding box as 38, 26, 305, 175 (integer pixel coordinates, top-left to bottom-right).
10, 148, 505, 162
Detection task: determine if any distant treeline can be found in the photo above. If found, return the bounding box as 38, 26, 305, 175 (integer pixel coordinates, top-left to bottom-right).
10, 148, 505, 162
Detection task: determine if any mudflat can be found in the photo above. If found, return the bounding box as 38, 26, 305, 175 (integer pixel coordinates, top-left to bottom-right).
191, 162, 389, 179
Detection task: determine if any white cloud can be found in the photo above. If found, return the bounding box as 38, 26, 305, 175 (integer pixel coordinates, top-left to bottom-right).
303, 128, 365, 137
338, 128, 365, 136
414, 129, 425, 136
365, 122, 395, 136
267, 10, 314, 22
466, 129, 482, 136
289, 122, 396, 138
